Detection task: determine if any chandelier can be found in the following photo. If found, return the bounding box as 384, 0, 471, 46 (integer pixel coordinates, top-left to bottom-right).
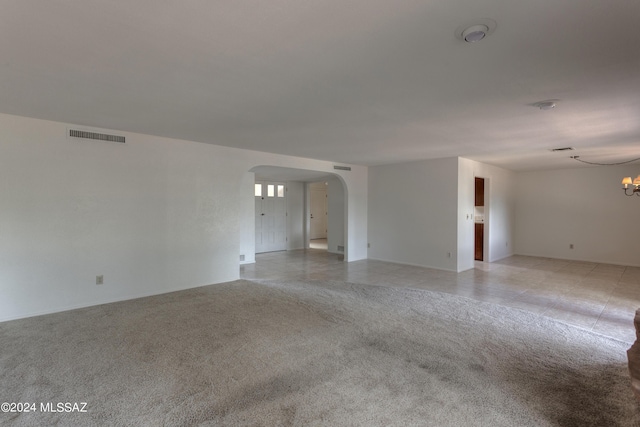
569, 156, 640, 197
622, 176, 640, 196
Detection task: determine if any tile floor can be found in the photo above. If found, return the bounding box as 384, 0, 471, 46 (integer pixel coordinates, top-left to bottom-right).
241, 249, 640, 344
308, 238, 328, 250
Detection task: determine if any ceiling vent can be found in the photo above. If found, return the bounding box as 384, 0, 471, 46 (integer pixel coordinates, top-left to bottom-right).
69, 129, 125, 143
550, 147, 574, 152
333, 165, 351, 171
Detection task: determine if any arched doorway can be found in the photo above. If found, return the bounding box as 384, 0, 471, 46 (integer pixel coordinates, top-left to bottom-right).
247, 166, 347, 258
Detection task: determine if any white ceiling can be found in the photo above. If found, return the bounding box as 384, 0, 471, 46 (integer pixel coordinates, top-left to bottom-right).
1, 0, 639, 171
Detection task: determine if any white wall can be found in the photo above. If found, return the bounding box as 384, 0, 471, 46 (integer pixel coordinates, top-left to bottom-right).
286, 181, 305, 250
239, 172, 256, 264
458, 158, 516, 271
368, 158, 459, 271
327, 177, 345, 254
345, 169, 368, 261
515, 165, 640, 266
0, 113, 367, 321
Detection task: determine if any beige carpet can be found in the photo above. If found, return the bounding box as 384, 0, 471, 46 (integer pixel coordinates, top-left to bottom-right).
1, 279, 638, 426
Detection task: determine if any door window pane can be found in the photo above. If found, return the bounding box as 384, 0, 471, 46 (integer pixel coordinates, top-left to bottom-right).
255, 184, 262, 197
277, 185, 285, 198
267, 185, 275, 197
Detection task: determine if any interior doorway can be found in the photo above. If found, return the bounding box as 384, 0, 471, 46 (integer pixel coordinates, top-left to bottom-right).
246, 165, 348, 263
255, 181, 287, 253
309, 181, 328, 250
474, 177, 485, 261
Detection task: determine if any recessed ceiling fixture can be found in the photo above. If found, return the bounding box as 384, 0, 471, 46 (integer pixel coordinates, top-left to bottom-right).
533, 100, 558, 110
463, 25, 489, 42
455, 19, 497, 43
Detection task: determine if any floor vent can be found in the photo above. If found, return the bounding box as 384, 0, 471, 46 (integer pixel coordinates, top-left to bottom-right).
337, 245, 345, 252
69, 129, 125, 143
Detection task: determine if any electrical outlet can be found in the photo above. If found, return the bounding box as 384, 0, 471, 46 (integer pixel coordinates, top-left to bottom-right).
367, 243, 371, 248
447, 252, 451, 258
96, 275, 104, 285
569, 244, 574, 249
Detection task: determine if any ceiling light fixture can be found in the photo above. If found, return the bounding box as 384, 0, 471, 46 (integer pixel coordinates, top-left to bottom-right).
533, 100, 558, 110
455, 19, 497, 43
622, 176, 640, 197
463, 25, 489, 42
571, 156, 640, 197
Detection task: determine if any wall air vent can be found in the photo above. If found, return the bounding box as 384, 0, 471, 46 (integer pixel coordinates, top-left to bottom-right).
550, 147, 574, 152
333, 165, 351, 171
69, 129, 125, 143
